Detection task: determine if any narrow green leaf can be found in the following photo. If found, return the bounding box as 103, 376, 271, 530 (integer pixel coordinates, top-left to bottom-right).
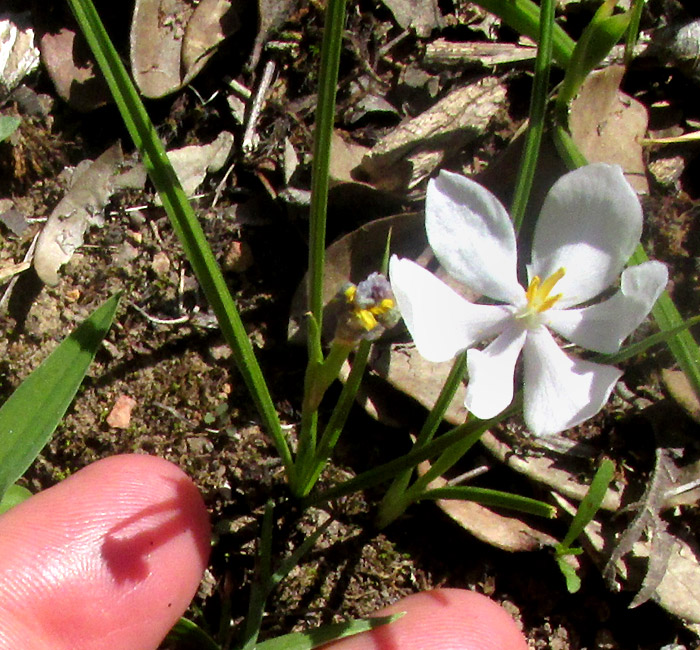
0, 293, 120, 500
474, 0, 575, 66
66, 0, 292, 473
256, 614, 403, 650
556, 1, 630, 112
0, 483, 32, 515
420, 486, 556, 519
558, 458, 614, 550
555, 555, 582, 593
164, 617, 221, 650
510, 0, 555, 230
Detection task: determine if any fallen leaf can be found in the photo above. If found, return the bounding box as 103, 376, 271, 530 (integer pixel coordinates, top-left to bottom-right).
181, 0, 242, 85
417, 460, 558, 552
569, 65, 648, 193
159, 131, 234, 201
131, 0, 195, 98
554, 492, 700, 626
34, 143, 146, 285
36, 24, 110, 111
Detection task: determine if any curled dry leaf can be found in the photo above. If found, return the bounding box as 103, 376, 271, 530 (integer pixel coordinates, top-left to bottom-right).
182, 0, 243, 85
131, 0, 241, 98
569, 65, 649, 194
34, 143, 147, 285
359, 76, 508, 192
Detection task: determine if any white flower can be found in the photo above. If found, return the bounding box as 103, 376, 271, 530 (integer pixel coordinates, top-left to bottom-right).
390, 164, 668, 436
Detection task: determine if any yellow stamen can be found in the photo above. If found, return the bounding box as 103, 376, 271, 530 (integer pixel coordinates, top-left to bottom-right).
344, 285, 357, 302
524, 267, 566, 314
369, 298, 395, 316
355, 308, 378, 331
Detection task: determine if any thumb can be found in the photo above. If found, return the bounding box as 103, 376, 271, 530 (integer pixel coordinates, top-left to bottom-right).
0, 454, 210, 650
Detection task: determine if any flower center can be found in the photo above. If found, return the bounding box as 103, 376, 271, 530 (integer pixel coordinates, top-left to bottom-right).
344, 284, 396, 332
516, 267, 566, 327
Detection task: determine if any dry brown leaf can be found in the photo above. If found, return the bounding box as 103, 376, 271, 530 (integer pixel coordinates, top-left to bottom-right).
34, 143, 146, 285
160, 131, 234, 202
131, 0, 195, 98
569, 65, 649, 193
37, 25, 110, 111
182, 0, 242, 85
417, 461, 558, 552
329, 131, 370, 184
554, 493, 700, 626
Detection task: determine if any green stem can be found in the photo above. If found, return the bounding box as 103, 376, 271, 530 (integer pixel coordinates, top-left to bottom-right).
510, 0, 555, 231
299, 340, 372, 496
307, 0, 347, 331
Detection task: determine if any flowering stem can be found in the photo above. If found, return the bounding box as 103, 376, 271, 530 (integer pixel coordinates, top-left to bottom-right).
510, 0, 555, 231
298, 340, 373, 497
294, 339, 353, 496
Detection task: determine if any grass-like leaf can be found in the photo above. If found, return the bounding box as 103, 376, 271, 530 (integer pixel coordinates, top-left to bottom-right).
475, 0, 575, 66
255, 614, 403, 650
0, 293, 120, 500
164, 617, 221, 650
419, 486, 556, 519
67, 0, 292, 473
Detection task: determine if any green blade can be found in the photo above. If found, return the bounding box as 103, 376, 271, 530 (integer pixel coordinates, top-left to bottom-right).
0, 293, 120, 499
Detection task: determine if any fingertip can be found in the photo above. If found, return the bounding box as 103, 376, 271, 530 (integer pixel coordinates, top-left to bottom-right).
324, 588, 528, 650
0, 454, 210, 650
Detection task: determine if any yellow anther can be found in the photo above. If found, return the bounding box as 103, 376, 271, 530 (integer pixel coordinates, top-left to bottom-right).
355, 308, 378, 331
369, 298, 395, 316
524, 267, 566, 314
344, 285, 357, 302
